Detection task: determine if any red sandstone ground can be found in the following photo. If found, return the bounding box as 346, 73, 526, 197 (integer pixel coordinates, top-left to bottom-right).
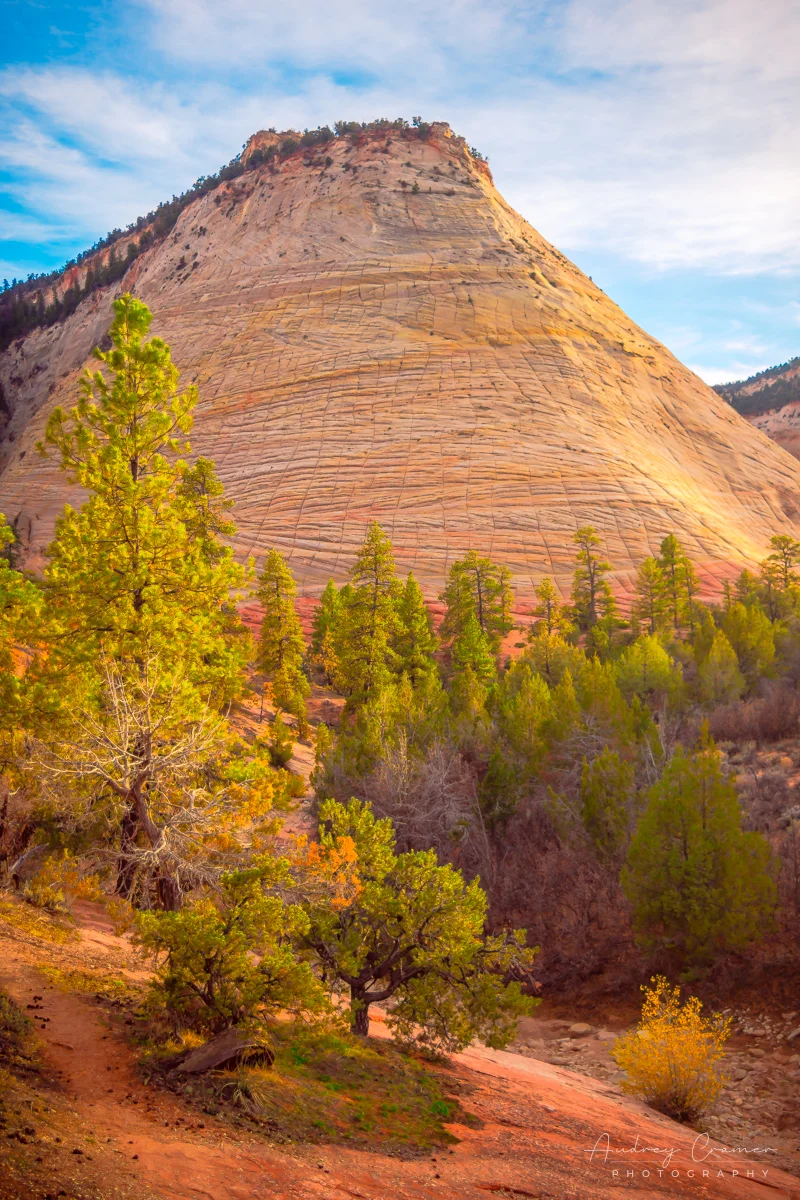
1, 894, 799, 1200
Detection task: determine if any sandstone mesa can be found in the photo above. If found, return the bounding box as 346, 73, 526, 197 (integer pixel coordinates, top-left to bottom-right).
1, 121, 799, 601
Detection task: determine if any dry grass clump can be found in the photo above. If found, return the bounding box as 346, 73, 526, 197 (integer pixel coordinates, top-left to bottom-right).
612, 976, 731, 1122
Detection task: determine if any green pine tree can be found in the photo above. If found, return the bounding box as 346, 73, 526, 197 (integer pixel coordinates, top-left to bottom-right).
632, 556, 668, 635
394, 572, 437, 688
657, 534, 699, 631
571, 526, 615, 631
622, 729, 776, 962
580, 747, 635, 862
256, 549, 309, 736
34, 295, 269, 910
697, 629, 744, 705
721, 601, 774, 688
310, 579, 341, 683
335, 523, 400, 704
530, 576, 573, 637
440, 550, 514, 653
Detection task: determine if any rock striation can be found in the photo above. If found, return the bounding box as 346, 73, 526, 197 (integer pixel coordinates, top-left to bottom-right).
2, 121, 800, 600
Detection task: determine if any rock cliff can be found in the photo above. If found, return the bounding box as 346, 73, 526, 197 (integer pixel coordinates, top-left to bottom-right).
2, 121, 800, 599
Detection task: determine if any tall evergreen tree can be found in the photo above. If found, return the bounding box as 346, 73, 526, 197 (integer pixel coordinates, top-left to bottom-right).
310, 579, 341, 684
34, 296, 267, 909
622, 730, 775, 962
335, 523, 400, 703
632, 556, 668, 635
530, 576, 572, 637
395, 572, 437, 688
440, 551, 513, 653
571, 526, 615, 631
657, 534, 699, 631
0, 514, 41, 736
256, 549, 309, 736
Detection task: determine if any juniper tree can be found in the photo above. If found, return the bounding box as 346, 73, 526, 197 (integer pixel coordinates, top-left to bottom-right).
301, 798, 536, 1048
256, 549, 309, 736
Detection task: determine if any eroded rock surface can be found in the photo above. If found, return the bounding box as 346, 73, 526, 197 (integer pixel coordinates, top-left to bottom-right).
2, 123, 800, 599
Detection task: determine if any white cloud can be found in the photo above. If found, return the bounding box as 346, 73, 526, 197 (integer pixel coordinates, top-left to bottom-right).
690, 362, 772, 387
0, 0, 798, 278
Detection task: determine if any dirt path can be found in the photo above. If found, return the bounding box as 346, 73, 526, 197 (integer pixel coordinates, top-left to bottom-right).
3, 903, 800, 1200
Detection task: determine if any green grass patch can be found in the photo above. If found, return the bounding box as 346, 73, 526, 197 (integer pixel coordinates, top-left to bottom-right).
162, 1022, 476, 1154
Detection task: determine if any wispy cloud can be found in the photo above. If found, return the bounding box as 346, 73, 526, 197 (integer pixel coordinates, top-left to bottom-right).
0, 0, 798, 379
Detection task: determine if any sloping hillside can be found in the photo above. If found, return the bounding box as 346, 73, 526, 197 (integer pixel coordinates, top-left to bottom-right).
2, 121, 800, 599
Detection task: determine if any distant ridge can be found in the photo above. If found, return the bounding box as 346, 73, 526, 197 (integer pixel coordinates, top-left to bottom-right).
714, 356, 800, 417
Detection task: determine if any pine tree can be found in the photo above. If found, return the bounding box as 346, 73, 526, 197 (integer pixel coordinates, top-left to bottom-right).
622, 730, 775, 962
580, 747, 635, 862
764, 534, 800, 591
34, 295, 267, 910
450, 606, 496, 684
530, 576, 572, 637
657, 534, 699, 631
697, 630, 744, 705
571, 526, 615, 630
310, 579, 341, 683
0, 513, 41, 735
256, 549, 309, 736
632, 557, 668, 635
395, 572, 437, 688
176, 456, 235, 560
721, 601, 774, 687
440, 550, 513, 653
335, 523, 400, 703
616, 635, 682, 705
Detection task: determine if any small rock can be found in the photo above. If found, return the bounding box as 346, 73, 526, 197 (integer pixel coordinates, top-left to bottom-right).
568, 1023, 593, 1037
787, 1027, 800, 1043
541, 1103, 556, 1112
595, 1030, 617, 1042
748, 1048, 766, 1058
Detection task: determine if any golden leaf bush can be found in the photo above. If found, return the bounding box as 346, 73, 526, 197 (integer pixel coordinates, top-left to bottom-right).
612, 976, 731, 1122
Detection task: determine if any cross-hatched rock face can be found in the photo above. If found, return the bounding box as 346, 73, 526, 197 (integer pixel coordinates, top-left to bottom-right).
2, 122, 800, 600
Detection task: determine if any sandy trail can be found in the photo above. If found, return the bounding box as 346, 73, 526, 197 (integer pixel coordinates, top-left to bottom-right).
2, 905, 800, 1200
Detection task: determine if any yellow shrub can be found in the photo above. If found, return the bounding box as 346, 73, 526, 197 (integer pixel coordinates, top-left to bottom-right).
22, 851, 103, 913
612, 976, 731, 1122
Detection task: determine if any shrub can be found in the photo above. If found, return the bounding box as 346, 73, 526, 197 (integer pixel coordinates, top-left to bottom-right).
22, 851, 103, 913
612, 976, 731, 1122
134, 858, 327, 1034
301, 798, 538, 1051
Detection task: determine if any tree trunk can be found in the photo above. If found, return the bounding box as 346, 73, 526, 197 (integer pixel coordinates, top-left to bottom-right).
351, 993, 370, 1037
157, 872, 183, 912
115, 806, 140, 900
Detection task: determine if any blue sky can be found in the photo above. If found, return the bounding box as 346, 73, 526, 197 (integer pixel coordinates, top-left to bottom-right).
2, 0, 798, 385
